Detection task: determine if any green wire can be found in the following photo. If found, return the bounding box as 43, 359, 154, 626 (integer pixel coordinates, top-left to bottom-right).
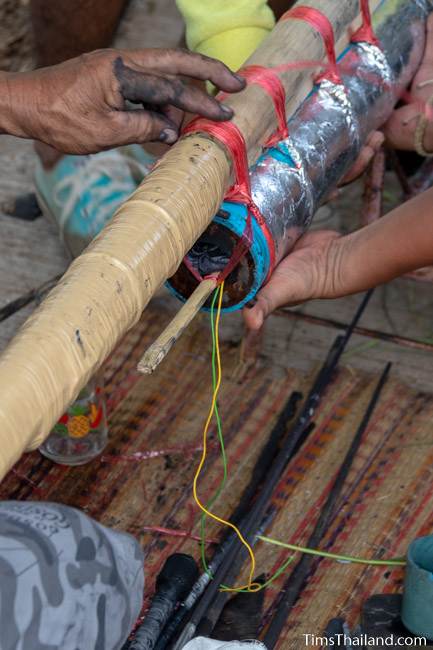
258, 535, 406, 567
224, 554, 295, 593
200, 285, 228, 577
199, 289, 405, 594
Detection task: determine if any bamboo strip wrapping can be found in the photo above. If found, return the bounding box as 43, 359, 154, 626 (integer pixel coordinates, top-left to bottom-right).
0, 0, 383, 479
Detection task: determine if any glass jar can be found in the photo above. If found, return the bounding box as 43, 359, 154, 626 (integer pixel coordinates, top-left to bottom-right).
39, 380, 108, 465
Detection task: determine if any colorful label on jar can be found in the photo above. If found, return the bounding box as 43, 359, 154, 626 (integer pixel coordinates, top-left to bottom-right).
53, 402, 104, 439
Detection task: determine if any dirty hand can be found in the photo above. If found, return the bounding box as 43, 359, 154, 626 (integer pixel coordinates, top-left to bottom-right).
243, 230, 341, 330
1, 48, 245, 154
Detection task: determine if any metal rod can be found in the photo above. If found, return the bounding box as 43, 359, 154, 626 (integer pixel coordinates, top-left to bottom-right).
263, 362, 392, 649
274, 309, 433, 353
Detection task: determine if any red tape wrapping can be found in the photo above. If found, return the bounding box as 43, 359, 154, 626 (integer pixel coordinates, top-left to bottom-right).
181, 1, 380, 288
281, 5, 342, 85
182, 118, 276, 284
239, 65, 289, 146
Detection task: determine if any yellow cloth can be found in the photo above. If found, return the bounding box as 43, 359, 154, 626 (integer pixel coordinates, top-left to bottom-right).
176, 0, 275, 72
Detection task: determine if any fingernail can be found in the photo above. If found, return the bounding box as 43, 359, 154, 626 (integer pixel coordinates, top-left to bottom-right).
160, 129, 177, 144
220, 104, 234, 116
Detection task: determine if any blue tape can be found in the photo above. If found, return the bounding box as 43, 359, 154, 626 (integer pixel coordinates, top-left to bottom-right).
166, 201, 271, 313
168, 3, 387, 312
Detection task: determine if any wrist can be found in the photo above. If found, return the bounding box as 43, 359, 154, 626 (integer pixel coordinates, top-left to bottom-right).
310, 234, 353, 300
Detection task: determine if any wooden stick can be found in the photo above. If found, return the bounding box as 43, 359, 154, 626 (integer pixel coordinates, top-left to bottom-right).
137, 278, 218, 375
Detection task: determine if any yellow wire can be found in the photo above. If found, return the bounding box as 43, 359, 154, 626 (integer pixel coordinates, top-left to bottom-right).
193, 281, 258, 592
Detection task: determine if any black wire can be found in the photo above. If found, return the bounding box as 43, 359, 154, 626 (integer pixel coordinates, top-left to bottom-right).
175, 291, 373, 646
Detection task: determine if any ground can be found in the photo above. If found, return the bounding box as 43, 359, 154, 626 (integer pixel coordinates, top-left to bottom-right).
1, 3, 433, 648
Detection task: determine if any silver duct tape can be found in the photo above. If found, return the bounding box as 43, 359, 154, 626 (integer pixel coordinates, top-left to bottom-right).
250, 0, 429, 264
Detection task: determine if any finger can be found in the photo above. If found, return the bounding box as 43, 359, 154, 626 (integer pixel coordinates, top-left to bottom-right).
113, 109, 180, 145
243, 293, 274, 331
341, 131, 384, 184
140, 103, 184, 130
114, 60, 235, 121
162, 105, 184, 130
126, 48, 246, 93
420, 14, 433, 71
383, 104, 421, 150
410, 17, 433, 100
243, 230, 341, 330
366, 130, 386, 151
243, 266, 304, 331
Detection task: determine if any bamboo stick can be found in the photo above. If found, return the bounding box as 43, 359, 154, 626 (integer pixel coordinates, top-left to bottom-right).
137, 278, 217, 375
0, 0, 384, 479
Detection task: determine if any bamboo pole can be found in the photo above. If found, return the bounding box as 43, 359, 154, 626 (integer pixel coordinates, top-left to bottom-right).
0, 0, 383, 479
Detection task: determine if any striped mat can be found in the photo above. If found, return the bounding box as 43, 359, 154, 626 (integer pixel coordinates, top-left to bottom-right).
2, 300, 433, 648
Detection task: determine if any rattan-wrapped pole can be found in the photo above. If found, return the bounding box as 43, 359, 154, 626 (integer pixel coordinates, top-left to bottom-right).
0, 0, 382, 479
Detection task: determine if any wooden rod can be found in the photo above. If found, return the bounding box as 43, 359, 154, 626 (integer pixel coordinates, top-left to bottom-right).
137, 278, 218, 375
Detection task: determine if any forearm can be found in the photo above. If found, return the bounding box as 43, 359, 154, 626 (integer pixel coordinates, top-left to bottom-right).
327, 188, 433, 297
0, 71, 35, 139
0, 72, 17, 136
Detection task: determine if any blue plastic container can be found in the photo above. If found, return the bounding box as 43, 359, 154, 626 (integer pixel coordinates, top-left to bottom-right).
402, 535, 433, 640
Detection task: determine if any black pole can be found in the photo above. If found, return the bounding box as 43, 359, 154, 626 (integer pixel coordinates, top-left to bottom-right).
174, 291, 373, 647
153, 391, 302, 650
0, 274, 61, 323
263, 361, 391, 649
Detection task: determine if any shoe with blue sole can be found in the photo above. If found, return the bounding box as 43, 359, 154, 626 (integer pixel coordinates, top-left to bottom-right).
34, 145, 156, 258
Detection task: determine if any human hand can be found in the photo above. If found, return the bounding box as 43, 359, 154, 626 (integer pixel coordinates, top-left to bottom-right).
339, 131, 385, 185
2, 48, 245, 154
384, 14, 433, 152
243, 230, 341, 330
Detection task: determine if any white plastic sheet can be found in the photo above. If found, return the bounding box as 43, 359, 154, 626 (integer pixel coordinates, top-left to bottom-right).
184, 638, 267, 650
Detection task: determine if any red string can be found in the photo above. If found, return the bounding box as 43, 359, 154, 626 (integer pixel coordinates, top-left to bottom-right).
239, 65, 289, 146
352, 0, 380, 47
182, 118, 276, 283
280, 6, 342, 85
181, 5, 365, 286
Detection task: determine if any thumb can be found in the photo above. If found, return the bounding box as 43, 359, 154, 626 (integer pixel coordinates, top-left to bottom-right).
243, 292, 276, 331
243, 271, 304, 331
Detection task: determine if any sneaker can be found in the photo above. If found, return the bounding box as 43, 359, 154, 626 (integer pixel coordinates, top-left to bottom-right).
34, 145, 156, 258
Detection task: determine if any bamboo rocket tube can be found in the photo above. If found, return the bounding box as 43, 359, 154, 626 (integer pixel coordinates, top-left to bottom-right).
0, 0, 383, 479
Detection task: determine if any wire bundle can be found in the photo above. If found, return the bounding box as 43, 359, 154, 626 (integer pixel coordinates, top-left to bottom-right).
192, 287, 405, 594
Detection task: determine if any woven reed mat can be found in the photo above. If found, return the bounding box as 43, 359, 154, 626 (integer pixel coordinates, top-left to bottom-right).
2, 300, 433, 648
